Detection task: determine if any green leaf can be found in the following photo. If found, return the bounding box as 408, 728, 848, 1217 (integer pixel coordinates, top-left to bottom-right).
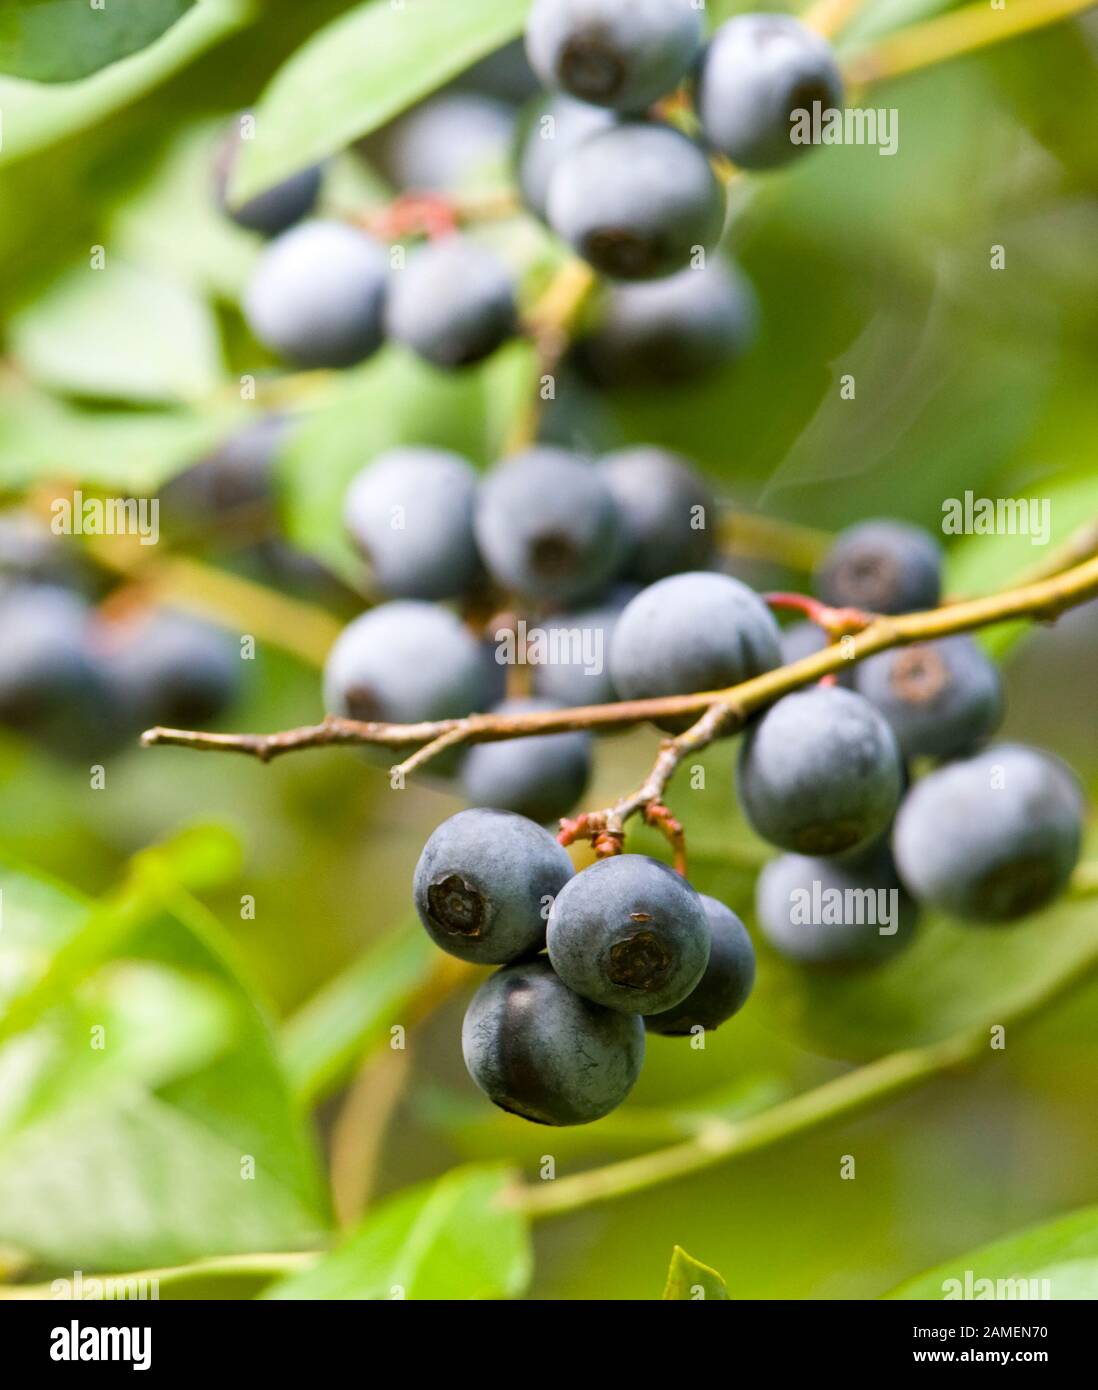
0, 0, 254, 166
282, 926, 437, 1106
0, 1251, 316, 1302
757, 892, 1098, 1061
231, 0, 530, 203
8, 260, 224, 403
264, 1165, 531, 1300
0, 0, 196, 83
662, 1246, 730, 1301
886, 1206, 1098, 1300
0, 846, 328, 1271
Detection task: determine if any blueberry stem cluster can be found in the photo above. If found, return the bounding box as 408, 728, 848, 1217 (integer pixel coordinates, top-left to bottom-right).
505, 919, 1098, 1218
142, 550, 1098, 773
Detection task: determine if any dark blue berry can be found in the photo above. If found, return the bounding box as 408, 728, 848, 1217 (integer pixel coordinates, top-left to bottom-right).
215, 119, 322, 236
696, 15, 843, 170
815, 520, 943, 615
105, 607, 239, 729
462, 957, 645, 1124
344, 447, 481, 600
160, 415, 291, 541
893, 744, 1083, 923
386, 237, 516, 369
645, 894, 755, 1034
547, 122, 726, 281
738, 686, 904, 856
547, 854, 710, 1014
517, 94, 617, 220
600, 446, 716, 582
526, 0, 703, 112
387, 93, 516, 191
460, 698, 592, 824
756, 847, 918, 967
530, 584, 636, 707
415, 807, 574, 964
854, 636, 1003, 760
243, 220, 388, 368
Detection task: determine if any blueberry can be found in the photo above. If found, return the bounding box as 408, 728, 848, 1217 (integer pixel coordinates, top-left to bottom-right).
547, 854, 710, 1014
462, 957, 645, 1124
323, 601, 493, 724
893, 744, 1084, 923
645, 894, 755, 1034
344, 447, 481, 600
547, 122, 726, 281
160, 415, 291, 542
415, 807, 574, 964
576, 261, 757, 386
756, 846, 918, 967
461, 698, 591, 824
214, 119, 322, 236
815, 520, 943, 615
738, 686, 904, 856
0, 586, 130, 759
455, 39, 542, 105
599, 446, 716, 582
0, 511, 78, 594
696, 15, 844, 170
387, 93, 516, 191
243, 220, 388, 368
526, 0, 704, 112
385, 237, 517, 369
854, 636, 1003, 761
609, 571, 782, 732
516, 94, 617, 220
103, 607, 240, 729
474, 447, 624, 605
780, 620, 828, 664
530, 583, 636, 707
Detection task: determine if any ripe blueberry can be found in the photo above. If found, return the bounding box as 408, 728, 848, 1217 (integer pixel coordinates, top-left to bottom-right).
547, 122, 726, 281
387, 93, 516, 191
547, 854, 710, 1014
161, 415, 291, 542
461, 698, 592, 824
103, 607, 240, 729
696, 15, 844, 170
531, 583, 636, 708
385, 237, 516, 369
462, 957, 645, 1124
474, 447, 624, 605
344, 447, 481, 600
576, 261, 757, 387
756, 846, 919, 967
645, 894, 755, 1034
415, 807, 574, 964
854, 635, 1003, 760
600, 446, 716, 582
214, 120, 322, 237
323, 601, 493, 724
243, 220, 388, 368
815, 519, 943, 615
525, 0, 703, 112
516, 94, 617, 221
609, 572, 782, 731
893, 744, 1084, 923
737, 686, 904, 856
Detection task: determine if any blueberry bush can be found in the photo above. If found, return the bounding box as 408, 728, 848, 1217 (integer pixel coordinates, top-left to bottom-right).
1, 0, 1098, 1303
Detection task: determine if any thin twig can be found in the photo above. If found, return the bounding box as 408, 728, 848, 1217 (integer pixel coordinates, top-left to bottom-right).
141, 552, 1098, 762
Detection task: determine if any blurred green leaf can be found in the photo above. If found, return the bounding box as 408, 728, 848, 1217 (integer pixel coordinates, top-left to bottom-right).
886, 1205, 1098, 1299
282, 925, 437, 1105
8, 260, 224, 403
0, 0, 255, 165
662, 1246, 730, 1301
0, 0, 196, 82
264, 1164, 531, 1300
0, 847, 328, 1271
232, 0, 529, 203
0, 1250, 316, 1301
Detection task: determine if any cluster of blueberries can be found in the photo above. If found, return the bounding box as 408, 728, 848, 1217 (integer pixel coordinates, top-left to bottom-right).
218, 1, 849, 383
323, 439, 1084, 1123
0, 514, 240, 762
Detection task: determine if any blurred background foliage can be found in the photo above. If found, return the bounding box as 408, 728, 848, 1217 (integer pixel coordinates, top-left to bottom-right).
1, 0, 1097, 1298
